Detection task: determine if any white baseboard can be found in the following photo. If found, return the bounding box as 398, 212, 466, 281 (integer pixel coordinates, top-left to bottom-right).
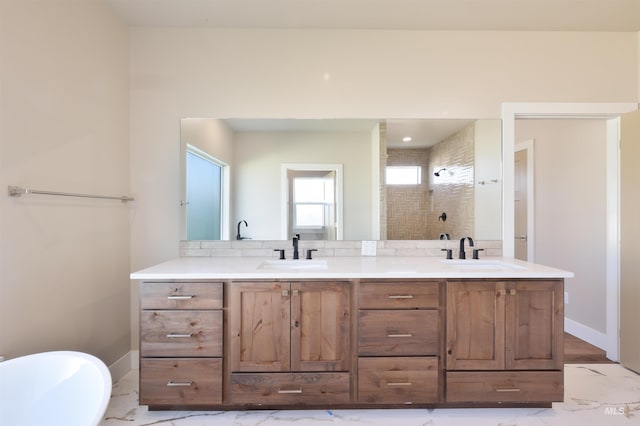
108, 350, 139, 383
565, 317, 607, 351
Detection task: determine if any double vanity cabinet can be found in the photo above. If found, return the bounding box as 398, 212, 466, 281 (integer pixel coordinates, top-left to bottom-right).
133, 256, 569, 410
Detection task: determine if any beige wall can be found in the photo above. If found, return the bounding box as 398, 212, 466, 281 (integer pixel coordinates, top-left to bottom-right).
234, 131, 373, 240
129, 29, 637, 271
0, 0, 130, 364
515, 120, 608, 334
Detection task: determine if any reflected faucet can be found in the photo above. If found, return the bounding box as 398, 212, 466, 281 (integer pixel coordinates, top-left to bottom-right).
292, 233, 300, 260
236, 220, 248, 240
459, 237, 474, 259
439, 233, 450, 240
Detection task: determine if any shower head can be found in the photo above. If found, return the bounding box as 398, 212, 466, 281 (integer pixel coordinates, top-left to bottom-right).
434, 167, 447, 177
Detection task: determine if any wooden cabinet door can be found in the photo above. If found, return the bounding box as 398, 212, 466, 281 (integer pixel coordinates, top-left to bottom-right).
505, 280, 563, 370
446, 281, 506, 370
229, 282, 291, 372
290, 281, 350, 372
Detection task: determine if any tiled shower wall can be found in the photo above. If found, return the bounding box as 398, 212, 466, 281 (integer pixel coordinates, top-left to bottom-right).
427, 123, 475, 240
387, 123, 475, 240
386, 148, 430, 239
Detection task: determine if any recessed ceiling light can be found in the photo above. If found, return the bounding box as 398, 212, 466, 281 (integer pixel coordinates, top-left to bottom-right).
402, 136, 412, 142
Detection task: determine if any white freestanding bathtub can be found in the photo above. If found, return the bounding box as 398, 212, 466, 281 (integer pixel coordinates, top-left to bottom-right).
0, 351, 112, 426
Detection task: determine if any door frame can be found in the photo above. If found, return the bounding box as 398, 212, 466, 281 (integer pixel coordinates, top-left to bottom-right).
514, 139, 535, 262
502, 102, 638, 361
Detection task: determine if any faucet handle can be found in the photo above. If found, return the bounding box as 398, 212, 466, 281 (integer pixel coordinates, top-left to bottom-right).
472, 248, 485, 260
273, 249, 286, 260
441, 248, 453, 260
306, 249, 318, 260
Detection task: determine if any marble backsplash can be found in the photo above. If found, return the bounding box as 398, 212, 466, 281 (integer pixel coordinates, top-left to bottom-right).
180, 239, 503, 259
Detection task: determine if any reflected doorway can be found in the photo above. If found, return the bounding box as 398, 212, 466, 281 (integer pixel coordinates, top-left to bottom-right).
514, 139, 534, 261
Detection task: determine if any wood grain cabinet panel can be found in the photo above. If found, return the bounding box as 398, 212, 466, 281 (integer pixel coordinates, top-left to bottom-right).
229, 281, 351, 373
358, 357, 438, 403
446, 281, 506, 370
359, 282, 440, 309
140, 358, 222, 406
446, 371, 564, 403
140, 310, 222, 357
139, 281, 224, 409
359, 310, 439, 356
229, 282, 291, 372
505, 281, 564, 370
141, 282, 223, 310
230, 372, 350, 405
291, 282, 351, 371
446, 280, 563, 371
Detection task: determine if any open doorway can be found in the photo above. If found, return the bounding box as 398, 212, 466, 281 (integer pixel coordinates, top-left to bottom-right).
503, 102, 637, 362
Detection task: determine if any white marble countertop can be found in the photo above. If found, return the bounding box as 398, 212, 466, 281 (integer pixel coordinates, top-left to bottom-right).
130, 256, 574, 280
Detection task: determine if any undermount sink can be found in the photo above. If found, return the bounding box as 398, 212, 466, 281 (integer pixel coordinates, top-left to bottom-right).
258, 259, 328, 270
441, 259, 526, 270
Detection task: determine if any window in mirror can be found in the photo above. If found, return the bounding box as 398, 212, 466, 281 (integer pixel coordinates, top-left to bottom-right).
386, 166, 422, 185
186, 145, 226, 240
293, 177, 334, 227
283, 164, 343, 241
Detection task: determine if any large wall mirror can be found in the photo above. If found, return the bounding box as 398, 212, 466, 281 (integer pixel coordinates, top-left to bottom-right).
180, 118, 502, 241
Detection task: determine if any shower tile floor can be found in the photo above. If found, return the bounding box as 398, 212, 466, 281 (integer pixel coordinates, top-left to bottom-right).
103, 364, 640, 426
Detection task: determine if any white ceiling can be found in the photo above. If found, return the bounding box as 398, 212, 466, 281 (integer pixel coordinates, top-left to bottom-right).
105, 0, 640, 31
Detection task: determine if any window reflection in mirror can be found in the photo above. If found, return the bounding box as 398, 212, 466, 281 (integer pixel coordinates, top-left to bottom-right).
285, 165, 342, 240
180, 118, 502, 242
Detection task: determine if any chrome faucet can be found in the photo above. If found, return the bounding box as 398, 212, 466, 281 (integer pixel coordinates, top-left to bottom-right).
459, 237, 474, 259
236, 220, 248, 240
439, 233, 450, 240
292, 233, 300, 259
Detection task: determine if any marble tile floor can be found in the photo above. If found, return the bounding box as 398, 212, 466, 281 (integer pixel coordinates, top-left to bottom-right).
103, 364, 640, 426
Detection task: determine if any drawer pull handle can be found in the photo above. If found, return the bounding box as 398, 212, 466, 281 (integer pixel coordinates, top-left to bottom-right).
388, 295, 414, 299
387, 333, 413, 338
387, 382, 412, 386
495, 387, 521, 392
166, 333, 194, 338
277, 388, 303, 394
167, 381, 193, 387
167, 295, 194, 300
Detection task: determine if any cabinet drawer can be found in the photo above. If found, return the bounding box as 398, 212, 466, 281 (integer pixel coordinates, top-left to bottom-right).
359, 310, 438, 356
140, 358, 222, 406
230, 372, 350, 405
141, 310, 222, 357
359, 282, 440, 309
141, 282, 222, 310
358, 357, 438, 403
446, 371, 564, 403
